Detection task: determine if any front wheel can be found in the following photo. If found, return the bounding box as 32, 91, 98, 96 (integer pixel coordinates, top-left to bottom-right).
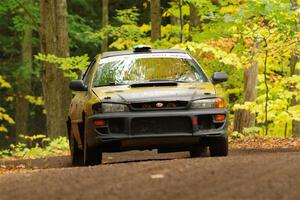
83, 133, 102, 166
69, 131, 84, 166
190, 146, 209, 158
209, 137, 228, 157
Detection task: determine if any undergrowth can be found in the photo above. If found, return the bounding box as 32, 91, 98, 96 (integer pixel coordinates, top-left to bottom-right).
0, 135, 69, 159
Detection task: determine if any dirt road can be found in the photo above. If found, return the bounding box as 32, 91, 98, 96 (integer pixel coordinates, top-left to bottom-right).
1, 149, 300, 200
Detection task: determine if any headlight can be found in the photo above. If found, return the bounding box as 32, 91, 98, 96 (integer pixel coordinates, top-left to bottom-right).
92, 103, 129, 113
102, 103, 128, 113
191, 98, 225, 109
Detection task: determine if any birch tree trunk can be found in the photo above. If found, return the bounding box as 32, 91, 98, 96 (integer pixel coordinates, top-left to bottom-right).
233, 41, 259, 133
150, 0, 161, 42
40, 0, 72, 139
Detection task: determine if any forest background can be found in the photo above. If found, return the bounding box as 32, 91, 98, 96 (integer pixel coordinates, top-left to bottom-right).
0, 0, 299, 155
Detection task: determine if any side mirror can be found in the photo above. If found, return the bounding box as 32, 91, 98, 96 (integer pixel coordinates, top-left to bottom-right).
212, 72, 228, 84
69, 80, 87, 91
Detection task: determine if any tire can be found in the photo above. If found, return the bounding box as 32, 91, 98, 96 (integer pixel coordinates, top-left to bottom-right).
190, 146, 209, 158
209, 136, 228, 157
69, 131, 84, 166
83, 133, 102, 166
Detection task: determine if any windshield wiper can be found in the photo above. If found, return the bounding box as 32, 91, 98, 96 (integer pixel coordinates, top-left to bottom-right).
95, 82, 127, 87
174, 80, 193, 83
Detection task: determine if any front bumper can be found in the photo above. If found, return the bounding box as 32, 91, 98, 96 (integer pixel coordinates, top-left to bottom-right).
86, 109, 228, 151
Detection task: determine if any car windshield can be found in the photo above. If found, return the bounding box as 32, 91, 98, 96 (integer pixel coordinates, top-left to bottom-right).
92, 53, 208, 87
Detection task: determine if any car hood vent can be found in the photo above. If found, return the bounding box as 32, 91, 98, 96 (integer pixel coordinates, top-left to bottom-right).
130, 81, 178, 88
130, 101, 189, 111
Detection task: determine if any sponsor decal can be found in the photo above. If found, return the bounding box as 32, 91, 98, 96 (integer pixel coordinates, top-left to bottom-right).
156, 102, 164, 108
100, 53, 191, 64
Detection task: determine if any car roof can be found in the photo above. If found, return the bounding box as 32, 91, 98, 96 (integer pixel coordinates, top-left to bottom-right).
101, 49, 188, 59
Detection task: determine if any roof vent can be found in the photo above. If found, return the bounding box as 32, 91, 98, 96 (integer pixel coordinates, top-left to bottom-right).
133, 45, 152, 52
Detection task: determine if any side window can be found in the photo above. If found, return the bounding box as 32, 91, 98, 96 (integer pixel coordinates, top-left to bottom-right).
83, 59, 96, 85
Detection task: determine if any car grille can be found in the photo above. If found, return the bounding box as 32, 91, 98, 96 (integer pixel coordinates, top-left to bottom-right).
95, 115, 225, 135
108, 118, 125, 134
131, 117, 192, 135
130, 101, 188, 111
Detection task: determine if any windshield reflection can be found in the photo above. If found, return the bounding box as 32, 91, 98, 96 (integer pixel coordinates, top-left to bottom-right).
93, 57, 207, 87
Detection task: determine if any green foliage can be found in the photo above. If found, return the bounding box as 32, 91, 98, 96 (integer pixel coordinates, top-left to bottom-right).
229, 0, 299, 137
243, 127, 261, 136
46, 136, 69, 154
0, 75, 11, 88
19, 134, 49, 148
114, 7, 140, 25
174, 42, 244, 68
1, 0, 300, 146
0, 0, 39, 30
0, 135, 69, 159
0, 76, 14, 133
163, 1, 190, 19
94, 7, 151, 50
68, 14, 98, 49
234, 74, 300, 137
35, 53, 90, 79
25, 95, 44, 106
230, 131, 245, 140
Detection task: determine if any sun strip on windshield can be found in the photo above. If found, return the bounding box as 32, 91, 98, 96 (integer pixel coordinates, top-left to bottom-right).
99, 53, 192, 64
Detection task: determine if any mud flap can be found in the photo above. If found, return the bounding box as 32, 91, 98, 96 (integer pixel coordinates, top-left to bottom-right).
71, 122, 83, 150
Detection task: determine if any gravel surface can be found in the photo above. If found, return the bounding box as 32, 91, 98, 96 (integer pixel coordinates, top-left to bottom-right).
1, 149, 300, 200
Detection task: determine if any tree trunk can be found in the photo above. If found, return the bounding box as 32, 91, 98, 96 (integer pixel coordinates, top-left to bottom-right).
189, 2, 200, 31
170, 15, 180, 26
15, 0, 33, 139
188, 2, 200, 41
291, 49, 300, 136
150, 0, 161, 42
291, 0, 300, 137
40, 0, 72, 139
291, 64, 300, 136
178, 0, 184, 43
170, 0, 180, 39
233, 40, 259, 133
101, 0, 109, 52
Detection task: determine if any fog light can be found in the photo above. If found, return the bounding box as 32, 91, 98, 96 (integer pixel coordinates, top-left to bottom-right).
93, 119, 106, 126
214, 114, 225, 122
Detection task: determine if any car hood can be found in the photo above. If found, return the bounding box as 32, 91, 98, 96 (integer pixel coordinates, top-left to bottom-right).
92, 82, 216, 103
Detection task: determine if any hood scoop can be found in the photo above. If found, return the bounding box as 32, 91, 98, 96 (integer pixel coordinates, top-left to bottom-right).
130, 81, 178, 88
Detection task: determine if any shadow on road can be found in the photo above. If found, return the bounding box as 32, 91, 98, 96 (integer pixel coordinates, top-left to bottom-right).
1, 148, 299, 171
